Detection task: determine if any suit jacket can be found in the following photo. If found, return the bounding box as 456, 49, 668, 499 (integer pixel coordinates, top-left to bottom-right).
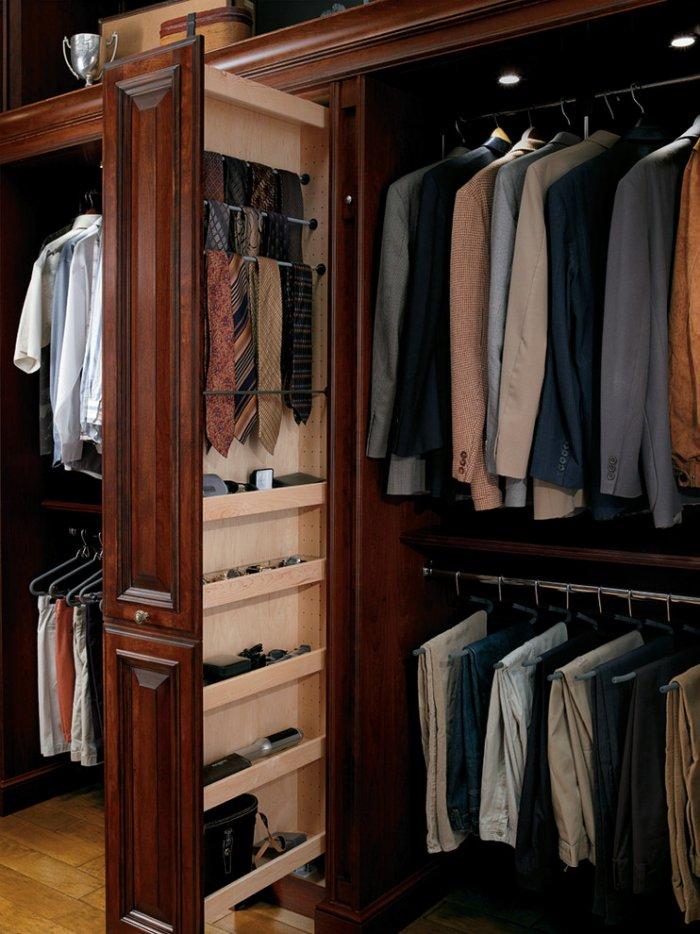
600, 116, 700, 528
367, 160, 440, 496
392, 136, 511, 468
450, 138, 543, 510
530, 126, 668, 520
494, 130, 619, 519
486, 131, 580, 507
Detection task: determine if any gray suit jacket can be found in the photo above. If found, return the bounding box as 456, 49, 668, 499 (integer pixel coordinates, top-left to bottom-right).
367, 162, 436, 494
600, 117, 700, 528
486, 132, 580, 507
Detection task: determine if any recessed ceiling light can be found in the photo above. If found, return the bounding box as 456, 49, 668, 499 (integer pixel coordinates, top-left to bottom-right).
499, 72, 522, 86
671, 34, 696, 49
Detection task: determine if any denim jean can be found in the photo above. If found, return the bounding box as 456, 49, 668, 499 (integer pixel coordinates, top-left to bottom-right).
446, 621, 533, 835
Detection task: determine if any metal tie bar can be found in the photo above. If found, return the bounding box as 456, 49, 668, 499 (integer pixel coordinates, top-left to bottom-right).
203, 387, 327, 398
240, 255, 326, 274
204, 199, 317, 229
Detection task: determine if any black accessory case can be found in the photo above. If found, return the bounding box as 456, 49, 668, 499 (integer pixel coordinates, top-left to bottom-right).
203, 654, 251, 683
274, 472, 323, 486
203, 793, 258, 895
203, 752, 252, 786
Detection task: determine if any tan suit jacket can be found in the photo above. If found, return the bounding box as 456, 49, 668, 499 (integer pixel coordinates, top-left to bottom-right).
450, 138, 543, 510
494, 131, 619, 518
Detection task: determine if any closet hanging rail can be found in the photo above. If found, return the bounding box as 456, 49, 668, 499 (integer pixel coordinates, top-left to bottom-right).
464, 72, 700, 122
421, 565, 700, 609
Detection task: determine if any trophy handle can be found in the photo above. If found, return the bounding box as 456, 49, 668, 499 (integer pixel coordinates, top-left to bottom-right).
62, 36, 81, 81
106, 32, 119, 64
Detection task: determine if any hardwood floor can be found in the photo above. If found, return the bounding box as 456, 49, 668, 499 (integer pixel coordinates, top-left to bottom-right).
0, 787, 313, 933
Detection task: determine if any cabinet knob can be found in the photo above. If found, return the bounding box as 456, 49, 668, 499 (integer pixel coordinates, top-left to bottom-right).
344, 195, 353, 204
134, 609, 150, 625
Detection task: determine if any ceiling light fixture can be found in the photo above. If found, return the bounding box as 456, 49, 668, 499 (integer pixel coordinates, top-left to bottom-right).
499, 72, 522, 86
671, 34, 696, 49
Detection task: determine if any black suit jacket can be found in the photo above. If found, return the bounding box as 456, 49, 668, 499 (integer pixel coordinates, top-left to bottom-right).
392, 137, 511, 471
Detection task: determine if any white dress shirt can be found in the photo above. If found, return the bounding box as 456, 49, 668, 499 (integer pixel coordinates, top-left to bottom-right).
80, 246, 103, 449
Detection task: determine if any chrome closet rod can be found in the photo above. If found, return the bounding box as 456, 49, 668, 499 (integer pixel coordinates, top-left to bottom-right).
421, 565, 700, 609
464, 71, 700, 122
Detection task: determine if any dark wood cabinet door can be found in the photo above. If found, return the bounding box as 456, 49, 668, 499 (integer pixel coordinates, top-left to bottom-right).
102, 38, 203, 636
102, 38, 204, 933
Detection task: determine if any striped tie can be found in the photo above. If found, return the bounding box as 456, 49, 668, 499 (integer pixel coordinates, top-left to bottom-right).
250, 163, 278, 212
230, 254, 258, 443
256, 258, 283, 454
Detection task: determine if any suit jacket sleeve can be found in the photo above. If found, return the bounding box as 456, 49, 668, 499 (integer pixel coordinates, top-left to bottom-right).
367, 185, 410, 458
495, 165, 549, 479
599, 173, 648, 498
392, 174, 446, 457
531, 184, 585, 489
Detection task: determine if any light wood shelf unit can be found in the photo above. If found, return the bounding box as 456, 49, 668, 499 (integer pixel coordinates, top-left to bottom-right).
204, 832, 326, 923
204, 648, 326, 713
204, 735, 326, 811
203, 558, 326, 610
203, 482, 327, 523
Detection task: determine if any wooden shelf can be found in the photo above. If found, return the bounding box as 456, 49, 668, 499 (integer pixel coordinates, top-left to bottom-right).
204, 648, 326, 713
204, 831, 326, 923
204, 66, 327, 129
41, 499, 102, 514
203, 482, 326, 523
204, 735, 325, 811
203, 558, 326, 610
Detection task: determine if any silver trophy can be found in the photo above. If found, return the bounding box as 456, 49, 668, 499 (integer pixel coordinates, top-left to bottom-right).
63, 32, 118, 87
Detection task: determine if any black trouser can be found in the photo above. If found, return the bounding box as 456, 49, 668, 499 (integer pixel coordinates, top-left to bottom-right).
85, 603, 104, 759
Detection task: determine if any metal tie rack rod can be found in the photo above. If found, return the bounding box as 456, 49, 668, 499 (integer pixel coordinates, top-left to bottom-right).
422, 564, 700, 609
464, 72, 700, 122
240, 255, 326, 274
203, 387, 328, 397
204, 199, 317, 229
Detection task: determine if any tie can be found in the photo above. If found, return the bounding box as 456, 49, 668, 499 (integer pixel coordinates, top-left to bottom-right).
250, 162, 278, 212
280, 266, 295, 392
231, 254, 258, 444
264, 211, 291, 262
205, 251, 236, 457
205, 200, 231, 252
290, 263, 313, 425
233, 207, 264, 256
278, 169, 304, 262
225, 156, 250, 206
203, 151, 224, 201
256, 258, 283, 454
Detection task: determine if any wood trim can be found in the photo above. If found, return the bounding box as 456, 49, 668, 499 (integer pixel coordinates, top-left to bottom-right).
204, 648, 326, 712
205, 832, 326, 922
203, 482, 327, 522
205, 0, 664, 93
204, 735, 325, 810
203, 558, 326, 610
204, 66, 327, 127
401, 528, 700, 571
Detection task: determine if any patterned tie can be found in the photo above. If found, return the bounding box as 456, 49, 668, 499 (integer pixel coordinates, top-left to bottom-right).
205, 200, 231, 252
256, 258, 284, 454
233, 207, 264, 257
203, 151, 224, 201
225, 157, 250, 206
250, 162, 278, 212
205, 251, 236, 457
290, 263, 313, 425
280, 266, 295, 393
278, 169, 304, 263
264, 212, 291, 262
231, 254, 258, 443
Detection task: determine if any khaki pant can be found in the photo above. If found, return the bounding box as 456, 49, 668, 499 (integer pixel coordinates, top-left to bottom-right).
666, 662, 700, 923
418, 611, 487, 853
548, 631, 642, 866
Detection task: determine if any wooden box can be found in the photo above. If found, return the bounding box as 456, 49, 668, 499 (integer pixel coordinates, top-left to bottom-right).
100, 1, 254, 60
161, 7, 252, 50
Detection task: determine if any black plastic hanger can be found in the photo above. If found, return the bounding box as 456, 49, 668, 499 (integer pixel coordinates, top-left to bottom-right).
29, 531, 91, 596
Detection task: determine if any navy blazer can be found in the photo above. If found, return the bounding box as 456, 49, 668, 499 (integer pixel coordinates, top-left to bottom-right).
530, 125, 668, 519
391, 137, 511, 469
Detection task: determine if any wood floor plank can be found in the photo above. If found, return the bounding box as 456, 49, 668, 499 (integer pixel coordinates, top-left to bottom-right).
0, 836, 101, 899
79, 855, 106, 881
51, 899, 106, 934
0, 893, 77, 934
19, 804, 105, 848
0, 814, 103, 866
0, 863, 80, 921
82, 885, 106, 910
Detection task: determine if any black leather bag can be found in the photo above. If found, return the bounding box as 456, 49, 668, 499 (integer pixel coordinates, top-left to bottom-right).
203, 793, 258, 895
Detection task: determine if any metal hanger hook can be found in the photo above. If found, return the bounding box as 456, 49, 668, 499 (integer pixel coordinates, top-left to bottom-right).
666, 594, 672, 624
560, 98, 572, 126
627, 589, 633, 617
534, 580, 540, 608
498, 575, 503, 602
602, 92, 615, 121
454, 117, 467, 145
597, 586, 603, 615
630, 82, 645, 115
565, 583, 571, 611
492, 112, 502, 129
454, 571, 460, 598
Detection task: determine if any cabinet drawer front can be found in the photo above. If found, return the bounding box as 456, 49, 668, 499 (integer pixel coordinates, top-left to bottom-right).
103, 39, 203, 634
